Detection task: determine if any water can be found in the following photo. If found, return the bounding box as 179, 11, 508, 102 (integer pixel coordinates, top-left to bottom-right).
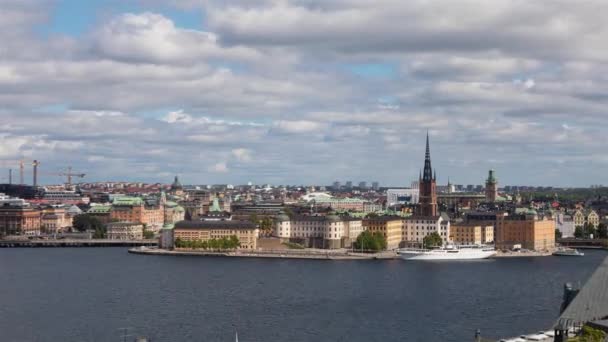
0, 248, 605, 342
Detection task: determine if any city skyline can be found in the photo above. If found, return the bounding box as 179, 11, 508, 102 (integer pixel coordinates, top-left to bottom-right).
2, 1, 608, 187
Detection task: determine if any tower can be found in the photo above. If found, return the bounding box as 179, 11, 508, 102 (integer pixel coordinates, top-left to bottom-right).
417, 133, 438, 217
485, 169, 498, 202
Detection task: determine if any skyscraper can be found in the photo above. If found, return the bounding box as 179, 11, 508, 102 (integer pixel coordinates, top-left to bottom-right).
417, 133, 438, 217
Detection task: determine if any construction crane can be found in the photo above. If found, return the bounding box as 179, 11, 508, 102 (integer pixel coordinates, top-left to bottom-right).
0, 159, 31, 185
59, 166, 85, 189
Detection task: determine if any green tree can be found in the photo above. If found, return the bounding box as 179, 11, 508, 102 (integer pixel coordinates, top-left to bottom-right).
423, 232, 443, 248
175, 237, 184, 248
574, 226, 585, 238
353, 231, 387, 252
597, 223, 608, 239
143, 229, 154, 239
584, 223, 597, 239
229, 235, 241, 249
72, 214, 103, 232
555, 229, 563, 240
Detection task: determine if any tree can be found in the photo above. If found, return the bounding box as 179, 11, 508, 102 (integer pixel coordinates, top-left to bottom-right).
597, 223, 608, 239
72, 214, 103, 233
574, 226, 585, 238
555, 229, 563, 240
423, 232, 443, 248
353, 231, 387, 252
143, 229, 154, 239
584, 223, 597, 239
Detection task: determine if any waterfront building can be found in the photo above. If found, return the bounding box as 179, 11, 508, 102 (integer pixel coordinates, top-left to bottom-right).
173, 220, 259, 250
402, 215, 450, 245
485, 170, 498, 202
362, 216, 403, 250
555, 213, 575, 238
106, 222, 144, 240
310, 197, 366, 212
573, 209, 599, 228
495, 211, 556, 251
110, 196, 164, 231
164, 200, 185, 225
0, 203, 41, 236
449, 223, 494, 245
40, 206, 70, 234
386, 189, 419, 206
158, 224, 174, 249
274, 214, 363, 249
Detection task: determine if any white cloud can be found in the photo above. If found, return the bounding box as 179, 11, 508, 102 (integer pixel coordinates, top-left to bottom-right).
208, 162, 229, 173
232, 148, 252, 162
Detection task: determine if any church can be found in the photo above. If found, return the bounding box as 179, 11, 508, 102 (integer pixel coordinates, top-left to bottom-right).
401, 134, 450, 245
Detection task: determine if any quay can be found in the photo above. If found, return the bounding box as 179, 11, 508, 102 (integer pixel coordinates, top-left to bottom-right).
0, 239, 158, 248
128, 246, 397, 260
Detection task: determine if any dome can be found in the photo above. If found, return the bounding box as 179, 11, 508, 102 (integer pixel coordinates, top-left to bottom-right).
170, 176, 183, 190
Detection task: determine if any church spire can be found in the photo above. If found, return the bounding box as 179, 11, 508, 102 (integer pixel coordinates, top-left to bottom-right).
422, 131, 433, 182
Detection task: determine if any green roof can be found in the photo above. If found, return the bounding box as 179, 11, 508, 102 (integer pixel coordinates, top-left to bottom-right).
210, 197, 221, 212
87, 205, 112, 214
112, 197, 143, 206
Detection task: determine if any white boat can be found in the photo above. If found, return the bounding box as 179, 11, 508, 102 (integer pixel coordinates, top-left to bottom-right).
398, 244, 496, 260
552, 247, 584, 257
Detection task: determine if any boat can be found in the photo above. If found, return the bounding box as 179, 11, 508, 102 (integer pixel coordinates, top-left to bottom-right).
552, 247, 584, 257
398, 244, 496, 260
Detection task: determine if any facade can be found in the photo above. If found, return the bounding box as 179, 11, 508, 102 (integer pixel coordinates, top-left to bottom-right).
417, 133, 438, 217
485, 170, 498, 202
362, 216, 403, 250
86, 205, 112, 223
495, 212, 556, 251
311, 197, 366, 212
106, 222, 144, 240
0, 204, 41, 236
555, 214, 575, 238
159, 225, 174, 249
173, 220, 259, 250
110, 197, 164, 231
40, 207, 70, 234
164, 201, 185, 225
386, 189, 419, 205
573, 209, 599, 228
449, 223, 494, 245
274, 214, 363, 249
402, 215, 450, 245
169, 176, 184, 196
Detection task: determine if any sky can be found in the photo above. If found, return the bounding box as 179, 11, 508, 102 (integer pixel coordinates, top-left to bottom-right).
1, 0, 607, 187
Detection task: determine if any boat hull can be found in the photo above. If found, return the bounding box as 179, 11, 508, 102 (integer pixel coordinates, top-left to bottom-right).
399, 248, 496, 260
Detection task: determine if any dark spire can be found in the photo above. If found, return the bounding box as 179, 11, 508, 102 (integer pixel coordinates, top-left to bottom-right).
422, 132, 433, 182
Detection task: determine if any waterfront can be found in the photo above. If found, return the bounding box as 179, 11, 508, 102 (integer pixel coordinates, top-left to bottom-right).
0, 248, 606, 342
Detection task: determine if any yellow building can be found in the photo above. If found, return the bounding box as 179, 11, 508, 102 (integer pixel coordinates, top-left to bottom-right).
450, 223, 494, 245
174, 220, 259, 250
362, 216, 403, 250
573, 209, 599, 228
496, 211, 555, 251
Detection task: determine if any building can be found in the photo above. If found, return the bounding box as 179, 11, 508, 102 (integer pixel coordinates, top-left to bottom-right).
555, 213, 575, 238
362, 216, 403, 250
402, 215, 450, 245
449, 223, 494, 245
0, 203, 41, 236
573, 209, 600, 228
386, 188, 419, 206
417, 133, 437, 217
173, 220, 259, 250
485, 169, 498, 202
40, 206, 70, 234
169, 176, 184, 197
106, 222, 144, 240
371, 182, 379, 191
164, 200, 185, 225
311, 197, 366, 212
110, 196, 164, 231
159, 224, 174, 249
495, 211, 555, 251
274, 214, 363, 249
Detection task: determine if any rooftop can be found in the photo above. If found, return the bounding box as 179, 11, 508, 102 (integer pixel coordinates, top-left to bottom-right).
174, 220, 258, 230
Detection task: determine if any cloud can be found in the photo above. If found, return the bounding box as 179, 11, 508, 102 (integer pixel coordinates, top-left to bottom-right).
232, 148, 252, 162
208, 162, 229, 173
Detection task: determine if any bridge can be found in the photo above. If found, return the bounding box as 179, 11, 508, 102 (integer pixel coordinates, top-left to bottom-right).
0, 239, 158, 248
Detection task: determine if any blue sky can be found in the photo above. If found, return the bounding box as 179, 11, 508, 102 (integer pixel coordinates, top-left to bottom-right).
1, 0, 608, 187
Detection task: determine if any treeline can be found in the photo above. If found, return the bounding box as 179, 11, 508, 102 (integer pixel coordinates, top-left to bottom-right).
574, 223, 608, 239
175, 235, 241, 250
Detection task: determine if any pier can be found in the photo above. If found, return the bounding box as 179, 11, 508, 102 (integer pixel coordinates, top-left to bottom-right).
0, 239, 158, 248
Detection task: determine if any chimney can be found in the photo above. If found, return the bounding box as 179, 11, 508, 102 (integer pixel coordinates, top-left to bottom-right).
32, 160, 39, 187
